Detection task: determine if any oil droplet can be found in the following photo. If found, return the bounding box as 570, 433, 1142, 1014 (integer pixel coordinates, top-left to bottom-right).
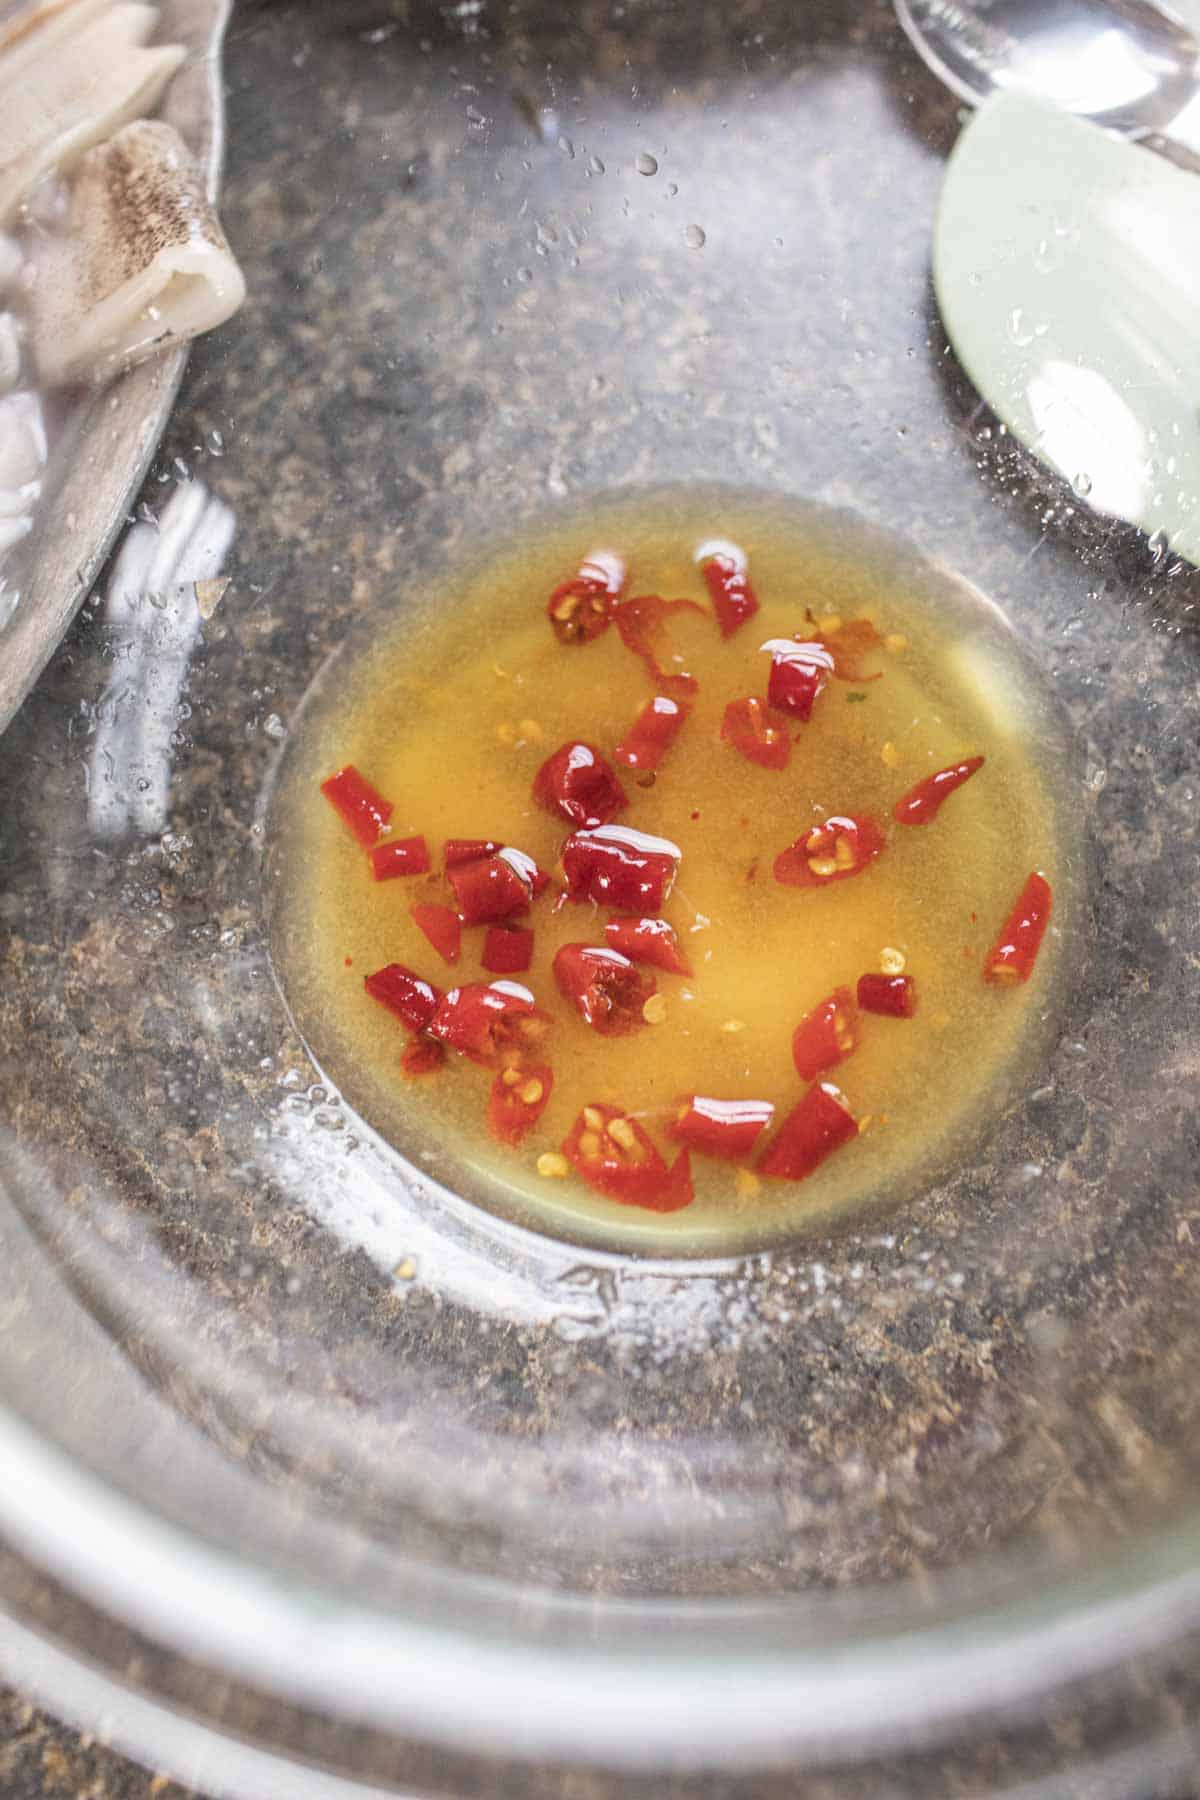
1071, 472, 1092, 497
635, 151, 658, 176
684, 223, 706, 249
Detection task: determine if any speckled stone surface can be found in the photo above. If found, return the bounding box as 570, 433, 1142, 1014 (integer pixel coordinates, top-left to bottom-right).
6, 0, 1200, 1792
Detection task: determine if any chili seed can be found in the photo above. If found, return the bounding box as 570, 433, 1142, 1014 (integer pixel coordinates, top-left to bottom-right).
880, 946, 906, 975
520, 1078, 544, 1105
582, 1105, 605, 1131
881, 740, 901, 768
502, 1067, 522, 1087
579, 1130, 602, 1158
808, 856, 838, 878
607, 1117, 637, 1151
720, 1018, 747, 1034
833, 835, 855, 869
537, 1152, 569, 1178
642, 994, 667, 1025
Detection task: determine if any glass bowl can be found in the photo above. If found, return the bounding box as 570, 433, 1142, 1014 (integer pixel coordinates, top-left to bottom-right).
4, 0, 1200, 1791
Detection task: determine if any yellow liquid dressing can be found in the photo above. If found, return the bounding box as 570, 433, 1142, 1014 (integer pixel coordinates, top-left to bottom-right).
268, 489, 1082, 1254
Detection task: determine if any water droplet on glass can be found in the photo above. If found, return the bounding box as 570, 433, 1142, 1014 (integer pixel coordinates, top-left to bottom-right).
1148, 527, 1169, 562
517, 266, 533, 284
207, 428, 225, 456
666, 181, 678, 197
262, 713, 286, 740
588, 155, 605, 175
1071, 472, 1092, 497
635, 151, 658, 176
1007, 307, 1035, 348
684, 223, 706, 249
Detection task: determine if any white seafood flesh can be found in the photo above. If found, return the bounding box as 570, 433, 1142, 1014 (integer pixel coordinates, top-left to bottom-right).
28, 119, 245, 383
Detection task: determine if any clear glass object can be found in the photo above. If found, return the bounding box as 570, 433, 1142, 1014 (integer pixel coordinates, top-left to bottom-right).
3, 0, 1200, 1791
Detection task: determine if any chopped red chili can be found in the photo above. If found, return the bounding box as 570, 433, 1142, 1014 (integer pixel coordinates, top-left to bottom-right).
482, 924, 534, 975
562, 1102, 694, 1212
364, 963, 442, 1032
368, 835, 431, 879
759, 1082, 859, 1181
614, 695, 690, 772
984, 871, 1053, 986
488, 1062, 554, 1145
445, 837, 503, 868
429, 979, 551, 1065
720, 696, 791, 771
671, 1096, 774, 1160
792, 987, 858, 1081
448, 844, 545, 924
613, 594, 704, 700
533, 741, 627, 828
561, 823, 681, 912
400, 1038, 445, 1079
410, 902, 462, 965
701, 550, 759, 637
893, 756, 985, 827
603, 915, 692, 976
547, 552, 625, 644
857, 972, 917, 1018
553, 943, 656, 1035
321, 765, 393, 846
761, 638, 837, 721
774, 815, 886, 888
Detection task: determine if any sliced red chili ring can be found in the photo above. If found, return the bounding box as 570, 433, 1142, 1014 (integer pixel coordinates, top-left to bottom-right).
603, 915, 692, 977
562, 1102, 694, 1212
720, 696, 791, 771
553, 943, 656, 1035
791, 987, 858, 1081
761, 638, 836, 721
561, 823, 682, 912
364, 963, 442, 1032
482, 924, 534, 975
984, 871, 1053, 986
448, 844, 546, 924
857, 972, 917, 1018
400, 1038, 445, 1079
445, 837, 503, 868
671, 1096, 774, 1161
547, 551, 625, 644
488, 1062, 554, 1145
893, 756, 985, 827
699, 547, 759, 638
320, 765, 393, 846
429, 979, 551, 1066
613, 594, 704, 700
410, 902, 462, 965
614, 695, 690, 772
758, 1082, 859, 1181
368, 835, 431, 879
774, 814, 886, 888
532, 740, 627, 828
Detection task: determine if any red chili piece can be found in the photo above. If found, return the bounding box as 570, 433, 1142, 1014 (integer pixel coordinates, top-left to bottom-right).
410, 902, 461, 965
720, 696, 791, 771
701, 552, 760, 638
448, 845, 544, 924
429, 980, 551, 1066
671, 1096, 774, 1161
553, 944, 656, 1035
857, 973, 917, 1018
445, 837, 502, 868
482, 925, 534, 975
561, 824, 681, 912
614, 695, 690, 772
562, 1102, 694, 1212
792, 987, 858, 1081
547, 552, 625, 644
603, 915, 692, 977
368, 835, 431, 879
400, 1039, 445, 1079
488, 1062, 554, 1145
759, 1082, 858, 1181
774, 815, 886, 888
761, 639, 837, 721
533, 741, 627, 828
984, 871, 1053, 986
364, 964, 442, 1032
893, 756, 985, 827
613, 594, 704, 700
320, 766, 393, 846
